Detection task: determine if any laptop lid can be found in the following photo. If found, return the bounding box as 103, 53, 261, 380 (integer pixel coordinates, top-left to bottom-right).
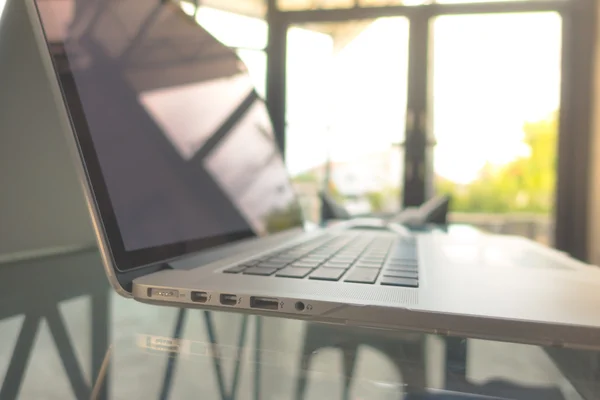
30, 0, 305, 274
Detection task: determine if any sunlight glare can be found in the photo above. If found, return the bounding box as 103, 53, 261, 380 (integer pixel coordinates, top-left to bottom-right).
179, 1, 196, 16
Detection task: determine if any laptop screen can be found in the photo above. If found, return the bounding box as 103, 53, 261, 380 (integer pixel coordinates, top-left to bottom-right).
33, 0, 304, 270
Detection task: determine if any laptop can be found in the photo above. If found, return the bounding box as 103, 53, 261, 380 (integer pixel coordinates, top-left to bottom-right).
9, 0, 600, 349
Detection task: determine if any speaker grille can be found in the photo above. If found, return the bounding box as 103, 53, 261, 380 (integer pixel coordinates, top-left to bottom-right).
303, 284, 418, 306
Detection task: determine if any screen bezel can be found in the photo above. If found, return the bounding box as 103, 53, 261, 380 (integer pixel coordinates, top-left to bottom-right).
31, 1, 296, 271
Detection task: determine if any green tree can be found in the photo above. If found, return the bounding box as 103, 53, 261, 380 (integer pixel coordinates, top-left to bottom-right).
264, 203, 304, 233
365, 191, 384, 212
508, 112, 557, 212
438, 112, 557, 214
292, 172, 319, 183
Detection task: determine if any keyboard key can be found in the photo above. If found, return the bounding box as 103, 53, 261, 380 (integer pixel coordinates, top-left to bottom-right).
338, 254, 360, 259
240, 259, 261, 267
389, 255, 417, 262
224, 265, 246, 274
344, 268, 380, 284
383, 270, 418, 279
355, 259, 382, 265
387, 266, 418, 273
338, 249, 360, 254
372, 245, 392, 250
285, 250, 307, 256
325, 259, 351, 264
386, 267, 418, 273
292, 261, 321, 268
302, 256, 327, 263
380, 277, 418, 287
310, 252, 332, 257
393, 252, 417, 259
331, 256, 355, 261
361, 257, 385, 263
395, 243, 416, 250
345, 247, 367, 253
276, 267, 313, 278
330, 261, 354, 266
243, 267, 278, 276
257, 261, 288, 269
322, 261, 352, 269
392, 248, 416, 256
364, 254, 388, 260
309, 268, 346, 281
387, 261, 418, 269
268, 256, 297, 263
353, 263, 381, 269
387, 258, 417, 264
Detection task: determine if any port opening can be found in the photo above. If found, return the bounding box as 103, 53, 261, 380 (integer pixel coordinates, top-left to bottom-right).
190, 291, 208, 303
250, 297, 279, 310
220, 294, 237, 306
295, 302, 305, 311
149, 288, 179, 298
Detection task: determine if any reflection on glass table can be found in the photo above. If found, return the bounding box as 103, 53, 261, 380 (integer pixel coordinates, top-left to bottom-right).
0, 248, 597, 400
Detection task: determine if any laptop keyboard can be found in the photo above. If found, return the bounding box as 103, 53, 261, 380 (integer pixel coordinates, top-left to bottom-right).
222, 234, 419, 288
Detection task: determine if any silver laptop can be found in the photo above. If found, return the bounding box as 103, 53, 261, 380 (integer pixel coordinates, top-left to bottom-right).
11, 0, 600, 350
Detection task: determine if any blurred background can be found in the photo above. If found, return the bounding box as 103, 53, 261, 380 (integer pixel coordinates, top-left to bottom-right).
172, 0, 597, 263
0, 2, 599, 398
2, 0, 595, 260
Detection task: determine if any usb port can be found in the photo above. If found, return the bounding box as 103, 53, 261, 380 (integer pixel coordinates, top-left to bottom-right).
190, 291, 208, 303
250, 297, 279, 310
220, 294, 237, 306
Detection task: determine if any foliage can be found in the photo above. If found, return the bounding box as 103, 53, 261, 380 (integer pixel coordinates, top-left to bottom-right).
355, 186, 401, 213
326, 180, 345, 204
292, 172, 319, 183
291, 171, 345, 202
437, 112, 558, 214
365, 191, 385, 212
264, 203, 305, 233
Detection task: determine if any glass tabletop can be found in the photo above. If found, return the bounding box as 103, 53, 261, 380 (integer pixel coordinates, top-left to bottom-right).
0, 249, 597, 400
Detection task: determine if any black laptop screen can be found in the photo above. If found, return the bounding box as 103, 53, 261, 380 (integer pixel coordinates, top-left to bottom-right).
34, 0, 304, 270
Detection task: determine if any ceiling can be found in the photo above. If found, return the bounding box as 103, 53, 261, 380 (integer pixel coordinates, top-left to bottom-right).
200, 0, 267, 18
277, 0, 408, 11
200, 0, 386, 52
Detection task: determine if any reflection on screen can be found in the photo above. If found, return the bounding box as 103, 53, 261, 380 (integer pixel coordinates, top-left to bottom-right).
35, 0, 304, 251
205, 101, 303, 235
139, 74, 253, 160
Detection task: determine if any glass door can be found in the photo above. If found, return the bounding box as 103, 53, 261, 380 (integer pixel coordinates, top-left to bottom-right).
269, 0, 568, 232
285, 18, 410, 223
431, 12, 562, 244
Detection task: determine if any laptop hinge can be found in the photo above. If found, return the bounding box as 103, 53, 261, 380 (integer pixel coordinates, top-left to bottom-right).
120, 262, 173, 293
